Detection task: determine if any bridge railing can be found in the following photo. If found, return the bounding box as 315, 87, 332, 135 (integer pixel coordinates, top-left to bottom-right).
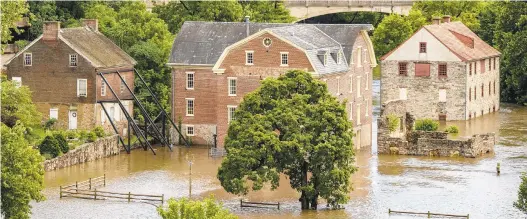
285, 0, 414, 7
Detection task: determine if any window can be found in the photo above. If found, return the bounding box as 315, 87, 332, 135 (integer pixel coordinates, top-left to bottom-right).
185, 98, 194, 116
101, 109, 106, 123
280, 52, 288, 66
337, 51, 342, 64
488, 59, 491, 71
186, 72, 194, 90
101, 79, 106, 96
228, 77, 237, 96
399, 88, 408, 100
365, 74, 369, 90
489, 82, 491, 96
323, 53, 328, 66
228, 105, 237, 123
356, 76, 361, 98
357, 48, 362, 67
77, 79, 87, 97
120, 78, 126, 93
474, 86, 477, 100
336, 76, 340, 95
419, 42, 427, 53
186, 125, 194, 136
399, 62, 408, 75
365, 99, 369, 117
24, 53, 32, 66
438, 64, 447, 77
12, 77, 22, 88
356, 105, 361, 125
494, 80, 496, 95
69, 54, 78, 67
246, 51, 254, 65
481, 84, 484, 97
415, 63, 430, 77
349, 102, 353, 120
469, 88, 472, 101
473, 62, 476, 75
439, 89, 446, 102
469, 63, 472, 76
50, 108, 58, 120
493, 57, 496, 70
349, 76, 353, 93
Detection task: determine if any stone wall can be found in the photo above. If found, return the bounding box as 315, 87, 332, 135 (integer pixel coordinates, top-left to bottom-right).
377, 100, 495, 158
43, 135, 120, 171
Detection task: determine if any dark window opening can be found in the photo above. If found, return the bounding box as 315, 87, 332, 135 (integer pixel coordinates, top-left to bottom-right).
398, 62, 408, 75
419, 42, 427, 53
438, 64, 447, 77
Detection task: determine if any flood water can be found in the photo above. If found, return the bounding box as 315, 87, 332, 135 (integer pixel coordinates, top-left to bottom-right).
32, 80, 527, 219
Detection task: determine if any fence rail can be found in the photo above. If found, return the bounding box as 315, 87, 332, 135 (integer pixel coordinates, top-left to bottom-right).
61, 175, 106, 191
389, 209, 470, 218
240, 200, 280, 210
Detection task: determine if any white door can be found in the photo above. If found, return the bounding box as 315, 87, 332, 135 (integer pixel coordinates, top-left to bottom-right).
69, 110, 77, 129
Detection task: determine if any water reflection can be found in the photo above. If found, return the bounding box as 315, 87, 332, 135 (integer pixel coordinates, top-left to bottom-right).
32, 81, 527, 219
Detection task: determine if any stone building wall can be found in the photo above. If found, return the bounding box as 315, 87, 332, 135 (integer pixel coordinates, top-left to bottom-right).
43, 135, 120, 171
466, 57, 500, 119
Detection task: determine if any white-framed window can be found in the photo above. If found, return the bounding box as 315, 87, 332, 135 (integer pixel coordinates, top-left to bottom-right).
349, 102, 353, 120
186, 125, 195, 136
185, 98, 194, 116
228, 105, 237, 123
228, 77, 237, 96
101, 109, 106, 123
357, 104, 361, 125
323, 53, 328, 66
12, 77, 22, 88
24, 53, 32, 66
349, 75, 353, 93
246, 51, 254, 65
101, 79, 106, 96
336, 76, 340, 95
439, 89, 447, 102
337, 51, 343, 64
280, 52, 289, 66
77, 79, 87, 97
120, 78, 126, 93
365, 74, 369, 90
399, 88, 408, 100
357, 47, 362, 67
186, 72, 194, 90
69, 54, 78, 67
356, 76, 361, 98
365, 99, 369, 117
50, 108, 58, 120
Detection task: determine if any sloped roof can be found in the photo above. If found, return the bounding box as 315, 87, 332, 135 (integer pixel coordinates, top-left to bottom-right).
314, 24, 373, 64
60, 27, 136, 68
424, 21, 500, 61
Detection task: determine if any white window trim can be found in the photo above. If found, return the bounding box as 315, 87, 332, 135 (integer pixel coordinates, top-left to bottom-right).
120, 77, 126, 93
280, 52, 289, 66
365, 73, 369, 91
245, 50, 254, 65
227, 105, 237, 123
349, 75, 353, 93
101, 79, 106, 96
439, 89, 447, 102
356, 104, 361, 125
50, 108, 59, 120
186, 72, 194, 90
357, 47, 362, 67
185, 98, 195, 116
228, 77, 237, 97
399, 88, 408, 100
77, 79, 87, 97
349, 102, 353, 120
12, 77, 22, 88
23, 53, 32, 66
186, 125, 195, 136
356, 76, 362, 98
337, 51, 342, 64
336, 76, 340, 95
365, 99, 369, 117
69, 54, 78, 67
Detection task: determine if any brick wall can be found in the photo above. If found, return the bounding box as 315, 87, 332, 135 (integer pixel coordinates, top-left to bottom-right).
96, 70, 135, 101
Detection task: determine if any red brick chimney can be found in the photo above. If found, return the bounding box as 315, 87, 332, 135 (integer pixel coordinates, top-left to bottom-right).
81, 19, 98, 31
432, 17, 441, 25
442, 15, 451, 23
43, 21, 60, 41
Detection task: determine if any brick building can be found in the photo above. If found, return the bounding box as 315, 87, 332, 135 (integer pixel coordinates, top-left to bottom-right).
168, 20, 376, 149
380, 16, 501, 121
4, 19, 136, 133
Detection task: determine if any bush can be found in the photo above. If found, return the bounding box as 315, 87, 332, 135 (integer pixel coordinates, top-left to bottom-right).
445, 125, 459, 134
386, 114, 400, 133
42, 153, 53, 160
53, 132, 69, 154
39, 135, 61, 158
79, 130, 89, 141
514, 173, 527, 214
158, 196, 236, 219
65, 130, 79, 139
93, 126, 106, 138
44, 118, 57, 130
86, 131, 97, 143
414, 119, 439, 131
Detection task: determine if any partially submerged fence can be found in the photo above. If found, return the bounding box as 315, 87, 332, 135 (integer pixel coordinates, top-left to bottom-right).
240, 200, 280, 210
60, 175, 106, 192
389, 209, 470, 218
209, 147, 227, 157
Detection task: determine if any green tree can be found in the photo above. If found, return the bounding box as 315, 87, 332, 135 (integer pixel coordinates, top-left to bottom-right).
158, 196, 237, 219
515, 173, 527, 214
500, 29, 527, 105
1, 123, 45, 218
413, 1, 487, 31
0, 0, 29, 44
217, 70, 355, 210
240, 1, 295, 23
372, 14, 413, 60
1, 75, 41, 128
39, 135, 61, 158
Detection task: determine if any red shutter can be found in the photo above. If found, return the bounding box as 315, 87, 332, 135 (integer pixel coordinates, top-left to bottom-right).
415, 63, 430, 77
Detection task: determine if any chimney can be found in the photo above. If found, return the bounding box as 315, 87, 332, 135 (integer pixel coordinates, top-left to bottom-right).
245, 16, 250, 37
43, 21, 60, 41
442, 15, 451, 23
432, 17, 441, 25
81, 19, 98, 31
244, 16, 250, 23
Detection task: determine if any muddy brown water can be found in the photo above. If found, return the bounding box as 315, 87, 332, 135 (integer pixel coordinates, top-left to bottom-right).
32, 81, 527, 218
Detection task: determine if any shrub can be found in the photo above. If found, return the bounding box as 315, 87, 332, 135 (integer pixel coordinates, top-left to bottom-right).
39, 135, 61, 158
158, 196, 236, 219
514, 173, 527, 214
44, 118, 58, 130
65, 130, 79, 139
86, 131, 97, 143
93, 126, 106, 138
53, 132, 69, 154
386, 114, 400, 133
79, 130, 89, 141
42, 153, 53, 160
445, 125, 459, 134
414, 119, 439, 131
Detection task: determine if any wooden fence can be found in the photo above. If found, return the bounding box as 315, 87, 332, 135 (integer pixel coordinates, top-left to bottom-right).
389, 209, 470, 218
60, 175, 106, 193
240, 200, 280, 210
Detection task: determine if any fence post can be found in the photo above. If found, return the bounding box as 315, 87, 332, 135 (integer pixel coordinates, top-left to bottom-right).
104, 174, 106, 186
76, 181, 78, 191
240, 199, 243, 207
94, 189, 97, 200
467, 214, 470, 219
278, 202, 280, 210
388, 208, 391, 214
161, 194, 164, 205
60, 186, 63, 199
428, 211, 431, 218
128, 192, 131, 202
89, 178, 92, 190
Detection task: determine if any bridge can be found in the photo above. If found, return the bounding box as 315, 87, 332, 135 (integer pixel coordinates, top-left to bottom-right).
285, 0, 415, 21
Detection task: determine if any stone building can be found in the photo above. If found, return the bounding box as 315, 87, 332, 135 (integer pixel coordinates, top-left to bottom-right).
380, 16, 501, 121
4, 20, 136, 133
168, 20, 376, 149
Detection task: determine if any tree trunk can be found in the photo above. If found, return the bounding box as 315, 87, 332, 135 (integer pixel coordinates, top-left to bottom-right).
310, 178, 319, 210
300, 161, 310, 210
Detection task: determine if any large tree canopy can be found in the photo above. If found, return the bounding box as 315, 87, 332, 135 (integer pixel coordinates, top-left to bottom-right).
0, 0, 29, 44
217, 70, 356, 210
1, 76, 41, 128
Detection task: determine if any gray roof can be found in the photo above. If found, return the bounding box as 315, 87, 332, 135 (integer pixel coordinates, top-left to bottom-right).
60, 27, 136, 68
169, 21, 373, 74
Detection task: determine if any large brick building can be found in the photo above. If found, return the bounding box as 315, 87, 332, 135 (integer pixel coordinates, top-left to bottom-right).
4, 20, 136, 133
380, 16, 501, 121
168, 20, 376, 149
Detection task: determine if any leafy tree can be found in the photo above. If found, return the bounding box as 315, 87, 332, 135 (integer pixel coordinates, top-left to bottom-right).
157, 196, 237, 219
1, 75, 41, 128
372, 14, 413, 60
413, 1, 488, 31
515, 173, 527, 214
240, 1, 295, 23
0, 0, 29, 44
1, 123, 45, 218
39, 135, 61, 158
53, 132, 69, 153
217, 70, 355, 210
500, 29, 527, 105
302, 11, 386, 27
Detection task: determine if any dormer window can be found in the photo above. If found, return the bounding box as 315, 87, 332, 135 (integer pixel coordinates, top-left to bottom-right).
323, 53, 328, 66
337, 51, 342, 64
69, 54, 78, 67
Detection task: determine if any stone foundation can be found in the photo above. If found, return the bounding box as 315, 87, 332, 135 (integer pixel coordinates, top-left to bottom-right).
43, 135, 120, 171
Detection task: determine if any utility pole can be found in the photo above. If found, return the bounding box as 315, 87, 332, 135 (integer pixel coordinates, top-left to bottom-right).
186, 153, 194, 198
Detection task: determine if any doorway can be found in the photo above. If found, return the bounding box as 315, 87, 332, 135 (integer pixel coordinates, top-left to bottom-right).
69, 110, 77, 129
